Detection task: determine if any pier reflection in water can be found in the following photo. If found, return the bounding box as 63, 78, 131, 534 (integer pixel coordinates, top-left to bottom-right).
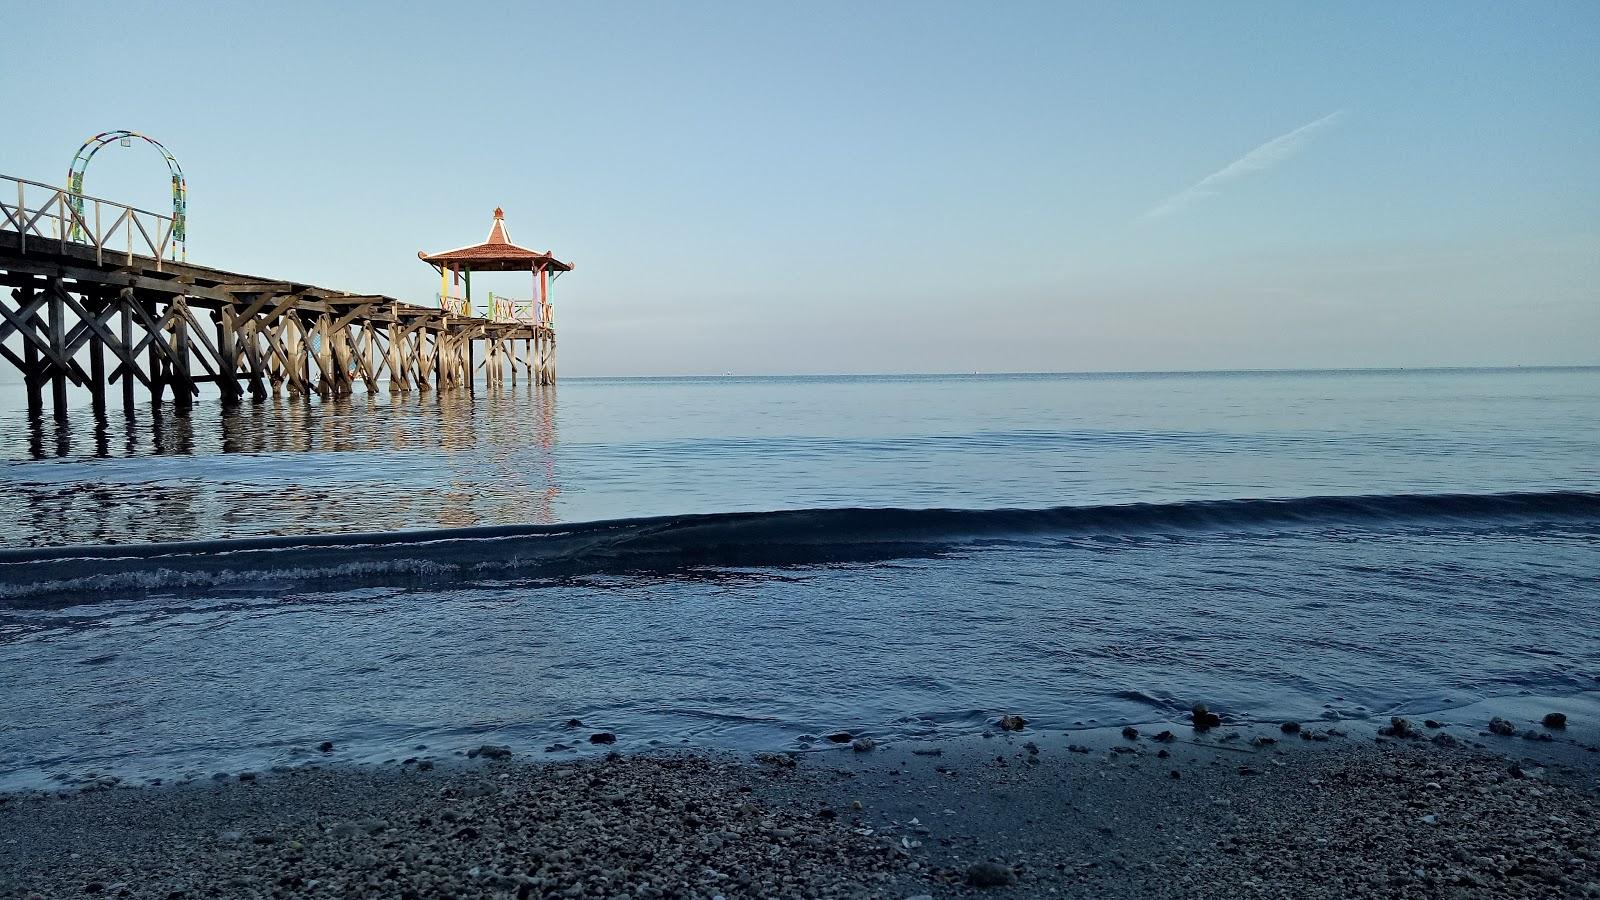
5, 369, 1598, 551
0, 382, 561, 547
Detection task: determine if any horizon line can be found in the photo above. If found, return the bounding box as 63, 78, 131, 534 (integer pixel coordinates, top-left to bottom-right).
559, 364, 1600, 380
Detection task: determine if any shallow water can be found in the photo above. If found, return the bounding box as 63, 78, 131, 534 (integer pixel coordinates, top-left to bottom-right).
1, 369, 1597, 789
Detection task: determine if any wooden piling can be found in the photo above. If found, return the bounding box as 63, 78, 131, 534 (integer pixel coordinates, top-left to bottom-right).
88, 292, 107, 419
118, 291, 135, 413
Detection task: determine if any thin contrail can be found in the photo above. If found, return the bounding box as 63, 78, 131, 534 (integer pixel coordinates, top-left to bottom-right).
1141, 109, 1347, 221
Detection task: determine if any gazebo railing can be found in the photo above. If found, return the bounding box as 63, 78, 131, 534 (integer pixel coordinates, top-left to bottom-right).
1, 173, 177, 270
438, 293, 472, 317
490, 292, 537, 325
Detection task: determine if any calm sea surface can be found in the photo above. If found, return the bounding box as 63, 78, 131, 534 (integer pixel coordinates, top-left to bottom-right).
0, 369, 1597, 789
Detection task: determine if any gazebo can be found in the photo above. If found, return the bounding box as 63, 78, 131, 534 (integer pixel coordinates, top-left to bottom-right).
418, 208, 573, 326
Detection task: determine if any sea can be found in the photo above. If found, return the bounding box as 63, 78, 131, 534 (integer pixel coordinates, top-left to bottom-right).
1, 368, 1597, 790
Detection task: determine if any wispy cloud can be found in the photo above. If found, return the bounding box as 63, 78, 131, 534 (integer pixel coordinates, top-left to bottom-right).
1141, 109, 1347, 221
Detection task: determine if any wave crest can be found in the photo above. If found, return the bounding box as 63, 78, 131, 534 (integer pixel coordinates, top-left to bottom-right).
1, 490, 1594, 606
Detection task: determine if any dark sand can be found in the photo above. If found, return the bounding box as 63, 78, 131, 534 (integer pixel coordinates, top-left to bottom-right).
3, 703, 1599, 899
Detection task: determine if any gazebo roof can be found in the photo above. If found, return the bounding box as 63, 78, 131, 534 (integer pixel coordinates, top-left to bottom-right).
418, 208, 574, 272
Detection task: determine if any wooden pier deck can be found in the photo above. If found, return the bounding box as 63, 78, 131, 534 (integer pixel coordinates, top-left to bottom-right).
0, 175, 556, 422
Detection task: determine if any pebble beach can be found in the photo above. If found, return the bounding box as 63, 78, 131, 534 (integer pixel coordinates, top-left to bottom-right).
4, 704, 1598, 900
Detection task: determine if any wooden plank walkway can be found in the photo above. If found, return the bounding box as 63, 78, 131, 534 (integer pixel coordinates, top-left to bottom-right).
0, 177, 556, 422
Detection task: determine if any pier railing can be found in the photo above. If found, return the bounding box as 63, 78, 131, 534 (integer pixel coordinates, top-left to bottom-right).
0, 173, 177, 271
438, 293, 472, 317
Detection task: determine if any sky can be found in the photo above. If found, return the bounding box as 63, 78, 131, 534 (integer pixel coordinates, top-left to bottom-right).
2, 1, 1597, 375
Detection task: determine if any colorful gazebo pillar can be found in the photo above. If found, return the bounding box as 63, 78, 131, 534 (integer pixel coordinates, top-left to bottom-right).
418, 208, 573, 386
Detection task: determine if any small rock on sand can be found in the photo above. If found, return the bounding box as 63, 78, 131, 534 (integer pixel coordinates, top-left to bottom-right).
1192, 704, 1221, 731
1121, 726, 1139, 740
1280, 721, 1301, 734
1378, 717, 1415, 739
997, 715, 1028, 732
1488, 717, 1516, 736
317, 741, 334, 753
588, 733, 617, 745
851, 737, 877, 753
825, 732, 853, 743
966, 860, 1017, 887
1544, 712, 1568, 729
471, 744, 513, 760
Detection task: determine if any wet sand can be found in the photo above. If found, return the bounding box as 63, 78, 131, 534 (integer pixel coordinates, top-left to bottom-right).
3, 704, 1599, 899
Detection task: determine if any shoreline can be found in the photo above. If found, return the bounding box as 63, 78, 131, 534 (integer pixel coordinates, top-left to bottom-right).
6, 689, 1599, 797
4, 712, 1598, 898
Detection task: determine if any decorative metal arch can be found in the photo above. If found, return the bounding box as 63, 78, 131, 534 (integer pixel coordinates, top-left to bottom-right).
67, 130, 187, 261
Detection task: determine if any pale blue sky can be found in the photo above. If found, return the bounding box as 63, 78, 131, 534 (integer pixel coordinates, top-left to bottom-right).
3, 1, 1597, 375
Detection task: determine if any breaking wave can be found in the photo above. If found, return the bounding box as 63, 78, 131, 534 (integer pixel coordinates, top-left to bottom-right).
1, 490, 1595, 606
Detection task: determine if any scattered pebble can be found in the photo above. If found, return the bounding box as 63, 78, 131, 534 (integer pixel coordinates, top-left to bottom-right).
965, 860, 1017, 888
1378, 716, 1418, 739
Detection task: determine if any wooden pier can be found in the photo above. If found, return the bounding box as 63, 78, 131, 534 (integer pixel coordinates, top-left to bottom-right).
0, 174, 561, 422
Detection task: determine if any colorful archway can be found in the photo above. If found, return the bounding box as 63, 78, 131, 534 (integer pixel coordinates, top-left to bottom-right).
67, 130, 187, 261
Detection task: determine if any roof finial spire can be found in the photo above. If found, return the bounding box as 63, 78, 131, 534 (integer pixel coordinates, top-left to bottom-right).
493, 206, 504, 219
